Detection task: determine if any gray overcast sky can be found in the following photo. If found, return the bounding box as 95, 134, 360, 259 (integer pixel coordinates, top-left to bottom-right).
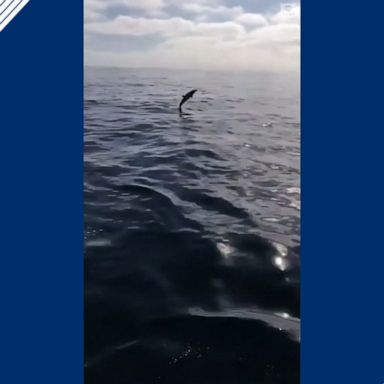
85, 1, 300, 72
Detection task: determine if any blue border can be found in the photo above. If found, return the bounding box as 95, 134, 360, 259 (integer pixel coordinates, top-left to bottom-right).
0, 1, 83, 383
1, 0, 384, 383
302, 1, 384, 383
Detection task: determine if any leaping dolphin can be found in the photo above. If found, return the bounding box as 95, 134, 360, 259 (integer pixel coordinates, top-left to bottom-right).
179, 89, 197, 112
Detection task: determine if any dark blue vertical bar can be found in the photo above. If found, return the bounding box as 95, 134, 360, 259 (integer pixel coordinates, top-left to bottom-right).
0, 1, 83, 383
303, 1, 384, 383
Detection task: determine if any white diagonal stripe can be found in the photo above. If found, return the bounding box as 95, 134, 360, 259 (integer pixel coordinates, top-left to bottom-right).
0, 0, 19, 15
0, 0, 29, 32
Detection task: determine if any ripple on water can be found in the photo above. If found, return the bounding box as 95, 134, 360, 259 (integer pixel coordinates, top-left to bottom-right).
84, 68, 300, 384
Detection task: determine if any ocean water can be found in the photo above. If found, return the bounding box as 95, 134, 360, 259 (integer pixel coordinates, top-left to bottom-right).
85, 67, 300, 383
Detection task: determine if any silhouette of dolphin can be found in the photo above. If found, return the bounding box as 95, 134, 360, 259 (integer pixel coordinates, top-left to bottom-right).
179, 89, 197, 112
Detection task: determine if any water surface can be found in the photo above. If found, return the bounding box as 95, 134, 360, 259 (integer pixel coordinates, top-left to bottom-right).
85, 67, 300, 383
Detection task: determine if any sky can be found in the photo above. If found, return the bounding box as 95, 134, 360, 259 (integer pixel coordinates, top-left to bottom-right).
85, 0, 300, 72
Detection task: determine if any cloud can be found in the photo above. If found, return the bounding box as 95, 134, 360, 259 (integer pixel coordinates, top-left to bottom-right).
85, 0, 218, 18
235, 13, 268, 27
247, 24, 300, 45
87, 0, 165, 12
181, 3, 244, 19
165, 0, 219, 7
85, 0, 166, 23
85, 1, 300, 72
270, 3, 300, 24
87, 16, 194, 37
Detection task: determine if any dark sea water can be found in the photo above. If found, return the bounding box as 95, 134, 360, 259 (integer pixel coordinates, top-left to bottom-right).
85, 67, 300, 383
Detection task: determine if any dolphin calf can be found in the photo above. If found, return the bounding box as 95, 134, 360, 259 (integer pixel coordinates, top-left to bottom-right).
179, 89, 197, 112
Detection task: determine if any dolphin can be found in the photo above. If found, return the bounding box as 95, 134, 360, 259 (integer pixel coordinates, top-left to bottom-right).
179, 89, 197, 112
